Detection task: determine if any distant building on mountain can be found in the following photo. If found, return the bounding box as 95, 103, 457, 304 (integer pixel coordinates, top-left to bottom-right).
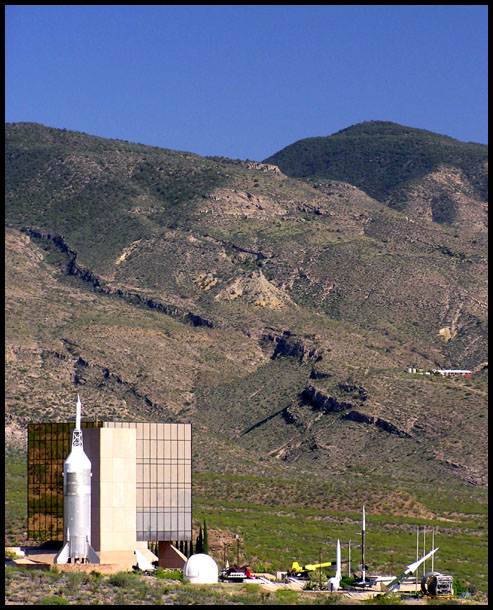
407, 367, 472, 377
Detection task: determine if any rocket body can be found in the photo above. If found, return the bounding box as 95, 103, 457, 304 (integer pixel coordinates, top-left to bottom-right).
63, 445, 93, 559
405, 547, 439, 576
361, 505, 366, 584
55, 396, 99, 564
327, 539, 342, 591
383, 547, 439, 594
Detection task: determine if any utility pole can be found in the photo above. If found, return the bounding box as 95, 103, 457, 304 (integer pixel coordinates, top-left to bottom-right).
348, 540, 351, 577
416, 527, 419, 593
423, 527, 426, 578
431, 529, 435, 572
235, 534, 240, 566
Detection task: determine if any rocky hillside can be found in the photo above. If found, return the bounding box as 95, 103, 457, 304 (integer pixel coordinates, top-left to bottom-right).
264, 121, 488, 233
5, 122, 488, 487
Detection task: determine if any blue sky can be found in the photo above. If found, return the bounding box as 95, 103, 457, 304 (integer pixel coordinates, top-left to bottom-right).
5, 5, 488, 160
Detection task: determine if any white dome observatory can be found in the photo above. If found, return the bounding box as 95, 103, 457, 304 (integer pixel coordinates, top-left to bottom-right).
183, 553, 218, 584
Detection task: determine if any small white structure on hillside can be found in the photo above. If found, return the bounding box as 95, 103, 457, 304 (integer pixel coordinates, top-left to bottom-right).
431, 369, 472, 377
183, 553, 218, 584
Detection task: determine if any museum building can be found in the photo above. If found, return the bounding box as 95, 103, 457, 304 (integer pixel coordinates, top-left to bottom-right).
28, 420, 192, 568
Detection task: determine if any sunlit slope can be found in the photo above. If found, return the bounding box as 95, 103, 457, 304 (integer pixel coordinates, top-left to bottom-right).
5, 122, 488, 486
264, 120, 488, 232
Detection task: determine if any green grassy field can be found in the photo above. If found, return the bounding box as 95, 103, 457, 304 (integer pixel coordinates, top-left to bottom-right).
192, 473, 488, 597
6, 454, 487, 599
5, 454, 27, 548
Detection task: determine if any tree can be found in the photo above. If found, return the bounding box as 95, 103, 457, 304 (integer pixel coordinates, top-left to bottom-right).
203, 520, 209, 554
196, 526, 203, 553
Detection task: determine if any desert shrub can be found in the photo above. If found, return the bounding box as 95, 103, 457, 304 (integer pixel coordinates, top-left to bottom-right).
153, 568, 183, 581
46, 567, 62, 583
174, 584, 224, 605
5, 565, 20, 583
452, 579, 468, 597
108, 570, 154, 601
28, 569, 48, 584
311, 593, 352, 605
253, 562, 270, 573
36, 595, 69, 605
149, 583, 171, 602
340, 575, 356, 589
108, 570, 138, 588
363, 594, 404, 604
65, 571, 86, 592
152, 567, 166, 579
87, 569, 104, 593
133, 580, 151, 600
274, 588, 300, 603
113, 590, 127, 604
426, 598, 468, 605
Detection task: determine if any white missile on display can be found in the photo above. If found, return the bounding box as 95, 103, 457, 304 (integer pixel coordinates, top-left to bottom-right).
327, 539, 342, 591
405, 547, 439, 578
383, 547, 439, 594
361, 505, 366, 584
55, 395, 99, 564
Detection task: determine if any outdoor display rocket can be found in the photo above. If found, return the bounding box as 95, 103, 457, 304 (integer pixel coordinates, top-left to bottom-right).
361, 505, 366, 584
55, 395, 100, 564
327, 539, 342, 591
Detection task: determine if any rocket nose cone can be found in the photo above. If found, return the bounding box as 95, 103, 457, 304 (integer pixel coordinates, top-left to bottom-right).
76, 395, 81, 430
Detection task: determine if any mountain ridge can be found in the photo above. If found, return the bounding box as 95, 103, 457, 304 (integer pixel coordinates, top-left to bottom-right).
5, 121, 488, 489
264, 120, 487, 231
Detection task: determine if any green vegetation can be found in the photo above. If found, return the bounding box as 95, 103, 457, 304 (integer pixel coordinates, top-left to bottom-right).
362, 594, 404, 605
5, 122, 230, 274
153, 567, 184, 581
192, 473, 488, 596
203, 519, 209, 554
264, 120, 488, 207
453, 580, 469, 597
5, 454, 27, 546
6, 449, 488, 597
35, 595, 69, 605
5, 121, 488, 604
5, 561, 486, 604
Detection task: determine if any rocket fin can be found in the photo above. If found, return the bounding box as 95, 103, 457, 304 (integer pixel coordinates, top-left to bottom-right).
135, 549, 155, 571
87, 544, 100, 564
54, 542, 70, 564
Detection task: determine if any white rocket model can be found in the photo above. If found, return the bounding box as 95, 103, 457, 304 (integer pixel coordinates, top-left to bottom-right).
327, 539, 342, 591
383, 547, 439, 595
361, 505, 366, 585
55, 395, 99, 564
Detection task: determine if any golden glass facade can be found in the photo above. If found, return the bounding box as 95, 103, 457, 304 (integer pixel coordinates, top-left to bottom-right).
27, 422, 101, 541
27, 421, 192, 543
